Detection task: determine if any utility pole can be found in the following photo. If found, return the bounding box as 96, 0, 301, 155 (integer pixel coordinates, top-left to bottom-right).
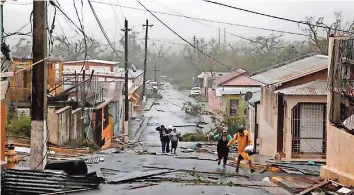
31, 0, 47, 170
218, 28, 221, 50
193, 36, 196, 56
0, 0, 4, 45
122, 19, 131, 124
196, 39, 200, 60
142, 19, 153, 102
224, 28, 226, 50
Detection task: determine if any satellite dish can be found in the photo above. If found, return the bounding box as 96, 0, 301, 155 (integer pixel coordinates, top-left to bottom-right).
244, 91, 253, 102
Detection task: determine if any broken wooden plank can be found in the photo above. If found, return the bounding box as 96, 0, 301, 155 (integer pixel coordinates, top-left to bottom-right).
128, 183, 158, 190
296, 180, 330, 195
142, 165, 249, 178
107, 170, 175, 184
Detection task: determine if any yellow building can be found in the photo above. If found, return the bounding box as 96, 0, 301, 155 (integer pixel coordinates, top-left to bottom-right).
8, 58, 63, 102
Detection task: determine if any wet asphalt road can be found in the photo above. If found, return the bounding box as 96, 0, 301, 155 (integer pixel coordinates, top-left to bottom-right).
130, 83, 201, 143
75, 84, 288, 195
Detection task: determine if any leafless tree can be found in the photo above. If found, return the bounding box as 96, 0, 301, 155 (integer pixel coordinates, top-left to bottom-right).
301, 12, 354, 55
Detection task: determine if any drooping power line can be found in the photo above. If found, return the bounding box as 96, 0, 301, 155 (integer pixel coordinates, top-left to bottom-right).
203, 0, 353, 34
87, 0, 121, 58
90, 0, 308, 36
137, 0, 234, 70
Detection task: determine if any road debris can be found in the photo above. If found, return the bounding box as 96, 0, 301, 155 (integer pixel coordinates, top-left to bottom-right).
1, 169, 104, 194
296, 180, 354, 195
107, 169, 176, 184
127, 183, 159, 190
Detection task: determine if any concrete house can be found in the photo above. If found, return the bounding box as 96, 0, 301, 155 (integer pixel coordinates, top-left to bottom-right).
321, 37, 354, 186
210, 71, 261, 123
251, 54, 329, 161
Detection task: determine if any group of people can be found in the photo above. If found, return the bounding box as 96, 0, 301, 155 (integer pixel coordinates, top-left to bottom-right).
156, 125, 182, 154
155, 124, 255, 173
214, 126, 255, 173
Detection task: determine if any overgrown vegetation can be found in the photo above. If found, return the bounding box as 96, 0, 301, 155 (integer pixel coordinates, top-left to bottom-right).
6, 114, 31, 137
182, 132, 213, 142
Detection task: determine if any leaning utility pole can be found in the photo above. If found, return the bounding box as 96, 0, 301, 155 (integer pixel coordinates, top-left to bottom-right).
122, 19, 131, 123
31, 0, 47, 170
218, 28, 221, 50
193, 36, 196, 56
224, 28, 226, 50
142, 19, 153, 101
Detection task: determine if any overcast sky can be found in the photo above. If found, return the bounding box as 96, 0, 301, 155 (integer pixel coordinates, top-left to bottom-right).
3, 0, 354, 51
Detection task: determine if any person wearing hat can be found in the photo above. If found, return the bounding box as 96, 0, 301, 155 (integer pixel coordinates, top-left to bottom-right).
228, 126, 255, 173
214, 127, 233, 169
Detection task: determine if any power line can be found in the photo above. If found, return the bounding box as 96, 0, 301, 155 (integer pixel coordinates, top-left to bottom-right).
150, 0, 258, 44
87, 0, 121, 59
137, 0, 234, 70
203, 0, 353, 34
90, 0, 308, 36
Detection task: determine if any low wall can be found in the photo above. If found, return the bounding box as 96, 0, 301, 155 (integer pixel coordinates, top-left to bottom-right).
320, 124, 354, 186
48, 106, 83, 146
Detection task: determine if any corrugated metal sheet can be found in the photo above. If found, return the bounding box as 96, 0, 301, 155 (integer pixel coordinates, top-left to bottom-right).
275, 80, 327, 96
251, 54, 328, 84
1, 169, 104, 194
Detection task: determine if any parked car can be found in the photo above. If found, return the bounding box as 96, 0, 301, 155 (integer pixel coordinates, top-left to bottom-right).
190, 87, 201, 96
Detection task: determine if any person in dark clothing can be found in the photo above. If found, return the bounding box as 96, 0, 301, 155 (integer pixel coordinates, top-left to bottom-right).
214, 128, 232, 169
163, 125, 173, 153
156, 125, 168, 153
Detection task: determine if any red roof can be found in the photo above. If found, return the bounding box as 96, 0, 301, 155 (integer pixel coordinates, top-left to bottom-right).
223, 75, 262, 86
214, 71, 243, 86
215, 71, 261, 87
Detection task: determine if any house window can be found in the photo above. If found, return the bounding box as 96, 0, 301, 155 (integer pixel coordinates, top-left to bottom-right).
230, 99, 239, 117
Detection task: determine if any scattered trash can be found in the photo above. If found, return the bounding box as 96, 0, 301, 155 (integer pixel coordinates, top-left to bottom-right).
14, 146, 56, 155
296, 180, 354, 195
262, 177, 270, 182
181, 148, 194, 153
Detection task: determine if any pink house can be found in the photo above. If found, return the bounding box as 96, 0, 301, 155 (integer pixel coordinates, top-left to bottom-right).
208, 71, 262, 112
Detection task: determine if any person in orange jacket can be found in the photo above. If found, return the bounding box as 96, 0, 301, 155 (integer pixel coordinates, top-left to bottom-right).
227, 126, 255, 173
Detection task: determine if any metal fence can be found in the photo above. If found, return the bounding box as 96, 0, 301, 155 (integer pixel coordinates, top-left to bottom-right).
291, 102, 327, 159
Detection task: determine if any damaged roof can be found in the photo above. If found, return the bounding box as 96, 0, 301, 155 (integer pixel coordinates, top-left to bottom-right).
251, 54, 328, 85
275, 80, 327, 96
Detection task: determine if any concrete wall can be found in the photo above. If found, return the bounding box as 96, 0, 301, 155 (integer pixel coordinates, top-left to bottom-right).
48, 106, 84, 146
258, 87, 278, 157
208, 89, 221, 112
283, 95, 327, 161
321, 124, 354, 186
71, 108, 83, 140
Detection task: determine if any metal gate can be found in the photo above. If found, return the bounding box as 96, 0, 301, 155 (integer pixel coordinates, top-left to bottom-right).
291, 103, 326, 159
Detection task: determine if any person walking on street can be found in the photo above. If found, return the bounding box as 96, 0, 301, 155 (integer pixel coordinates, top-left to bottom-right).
163, 125, 173, 153
227, 126, 255, 173
214, 128, 232, 169
169, 128, 181, 154
156, 125, 168, 153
